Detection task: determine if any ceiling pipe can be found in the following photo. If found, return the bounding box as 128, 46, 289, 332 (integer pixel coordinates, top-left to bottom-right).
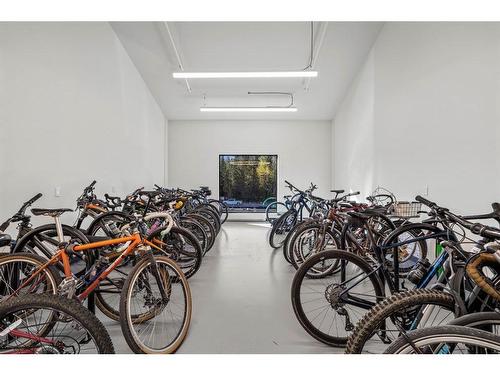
304, 22, 328, 91
163, 22, 192, 94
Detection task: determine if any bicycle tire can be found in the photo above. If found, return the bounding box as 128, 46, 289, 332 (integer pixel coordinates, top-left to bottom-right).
265, 202, 288, 223
120, 255, 192, 354
289, 223, 341, 270
0, 252, 62, 298
269, 210, 296, 249
384, 325, 500, 353
346, 289, 456, 354
185, 213, 216, 252
147, 226, 203, 279
0, 293, 114, 354
291, 249, 384, 347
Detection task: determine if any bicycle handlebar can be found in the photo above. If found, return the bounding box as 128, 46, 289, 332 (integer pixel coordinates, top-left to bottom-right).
284, 180, 299, 192
14, 193, 43, 218
466, 250, 500, 301
416, 195, 500, 240
0, 193, 43, 231
83, 180, 96, 193
462, 202, 500, 222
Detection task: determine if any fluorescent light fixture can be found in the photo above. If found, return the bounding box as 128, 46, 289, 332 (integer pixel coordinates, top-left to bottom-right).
200, 107, 298, 112
174, 71, 318, 79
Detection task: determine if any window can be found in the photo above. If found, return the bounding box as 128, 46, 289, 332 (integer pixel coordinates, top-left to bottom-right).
219, 155, 278, 212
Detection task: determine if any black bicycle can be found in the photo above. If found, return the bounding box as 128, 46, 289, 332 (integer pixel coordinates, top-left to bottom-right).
291, 195, 500, 347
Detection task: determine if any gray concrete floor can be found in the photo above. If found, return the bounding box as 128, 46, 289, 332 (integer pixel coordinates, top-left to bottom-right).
103, 221, 343, 353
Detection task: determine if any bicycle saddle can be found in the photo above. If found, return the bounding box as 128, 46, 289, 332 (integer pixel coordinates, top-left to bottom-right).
0, 233, 11, 247
331, 189, 345, 194
31, 208, 73, 217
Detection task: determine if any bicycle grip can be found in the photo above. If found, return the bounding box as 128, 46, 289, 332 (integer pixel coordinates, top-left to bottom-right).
25, 193, 43, 206
0, 221, 10, 232
415, 195, 435, 207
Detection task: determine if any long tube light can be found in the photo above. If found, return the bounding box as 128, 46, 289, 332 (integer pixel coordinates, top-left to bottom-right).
200, 107, 298, 112
174, 71, 317, 79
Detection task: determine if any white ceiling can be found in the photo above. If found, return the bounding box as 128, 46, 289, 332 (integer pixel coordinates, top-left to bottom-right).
111, 22, 383, 120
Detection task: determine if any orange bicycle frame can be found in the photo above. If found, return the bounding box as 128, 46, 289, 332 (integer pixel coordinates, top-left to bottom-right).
14, 233, 143, 302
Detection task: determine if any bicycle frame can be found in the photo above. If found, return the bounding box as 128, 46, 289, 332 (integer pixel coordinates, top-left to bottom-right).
10, 232, 162, 302
338, 226, 457, 311
1, 323, 60, 354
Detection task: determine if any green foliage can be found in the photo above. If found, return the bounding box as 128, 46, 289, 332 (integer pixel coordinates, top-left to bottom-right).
219, 155, 277, 204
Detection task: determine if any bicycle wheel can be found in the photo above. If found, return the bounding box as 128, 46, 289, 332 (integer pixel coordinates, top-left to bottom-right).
265, 202, 288, 223
87, 211, 131, 238
449, 312, 500, 335
0, 293, 114, 354
282, 219, 315, 263
346, 289, 457, 354
194, 205, 221, 234
290, 224, 341, 270
180, 218, 208, 255
384, 325, 500, 354
208, 199, 228, 224
185, 213, 216, 252
120, 255, 192, 354
269, 210, 297, 249
291, 250, 384, 347
147, 226, 203, 279
0, 253, 61, 299
381, 223, 430, 275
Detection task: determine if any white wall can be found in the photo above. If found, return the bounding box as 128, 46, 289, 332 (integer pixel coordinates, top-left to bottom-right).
332, 50, 375, 197
168, 120, 332, 219
334, 23, 500, 213
0, 22, 166, 225
164, 119, 169, 186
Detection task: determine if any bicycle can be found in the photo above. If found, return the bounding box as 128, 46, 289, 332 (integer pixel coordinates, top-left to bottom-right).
343, 199, 500, 352
268, 181, 327, 249
0, 207, 192, 354
291, 195, 500, 347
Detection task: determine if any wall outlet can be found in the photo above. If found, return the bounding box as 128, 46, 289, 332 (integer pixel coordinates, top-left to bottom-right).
111, 186, 117, 193
54, 186, 61, 197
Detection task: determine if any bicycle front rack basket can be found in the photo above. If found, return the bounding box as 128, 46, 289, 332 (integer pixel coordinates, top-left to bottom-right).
390, 201, 422, 218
